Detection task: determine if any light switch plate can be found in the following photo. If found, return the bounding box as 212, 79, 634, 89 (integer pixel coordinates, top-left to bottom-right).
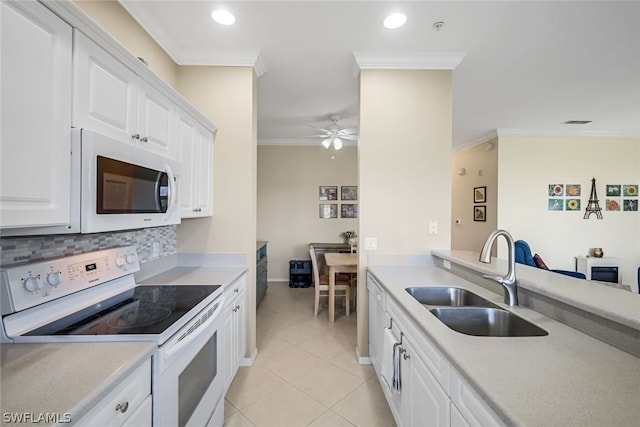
364, 237, 377, 250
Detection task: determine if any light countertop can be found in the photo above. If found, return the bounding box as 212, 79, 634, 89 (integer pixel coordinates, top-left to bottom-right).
367, 256, 640, 427
0, 342, 155, 426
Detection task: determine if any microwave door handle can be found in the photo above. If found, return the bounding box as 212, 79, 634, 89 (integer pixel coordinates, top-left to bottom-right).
164, 165, 177, 220
162, 297, 225, 363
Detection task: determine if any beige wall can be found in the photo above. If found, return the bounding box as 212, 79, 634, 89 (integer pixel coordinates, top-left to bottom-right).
498, 136, 640, 292
75, 1, 259, 359
73, 0, 178, 87
257, 146, 358, 280
357, 69, 453, 358
176, 66, 258, 358
451, 138, 499, 251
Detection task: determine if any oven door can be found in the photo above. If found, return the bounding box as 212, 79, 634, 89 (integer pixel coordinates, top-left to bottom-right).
154, 296, 225, 427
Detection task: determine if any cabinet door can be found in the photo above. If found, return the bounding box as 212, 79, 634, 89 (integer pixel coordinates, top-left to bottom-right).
72, 30, 138, 144
196, 126, 214, 216
137, 80, 174, 158
367, 275, 386, 370
175, 109, 198, 217
401, 338, 450, 427
235, 289, 246, 365
451, 403, 471, 427
0, 1, 72, 229
222, 301, 235, 393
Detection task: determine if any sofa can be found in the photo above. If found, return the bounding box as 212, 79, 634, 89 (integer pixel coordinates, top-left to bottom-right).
514, 240, 586, 279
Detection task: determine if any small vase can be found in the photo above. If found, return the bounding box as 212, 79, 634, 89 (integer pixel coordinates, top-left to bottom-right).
348, 238, 357, 245
592, 248, 604, 258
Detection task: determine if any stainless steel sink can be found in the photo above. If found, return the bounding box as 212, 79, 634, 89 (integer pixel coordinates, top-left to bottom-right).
429, 307, 548, 337
405, 287, 498, 308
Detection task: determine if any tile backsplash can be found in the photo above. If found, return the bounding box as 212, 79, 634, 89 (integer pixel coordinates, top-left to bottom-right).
0, 226, 177, 267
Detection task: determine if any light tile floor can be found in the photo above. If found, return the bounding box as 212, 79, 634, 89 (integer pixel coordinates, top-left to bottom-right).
224, 282, 396, 427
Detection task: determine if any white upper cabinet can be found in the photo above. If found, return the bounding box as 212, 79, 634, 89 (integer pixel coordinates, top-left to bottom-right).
72, 29, 137, 143
137, 79, 175, 158
73, 30, 175, 158
0, 0, 74, 230
176, 107, 213, 218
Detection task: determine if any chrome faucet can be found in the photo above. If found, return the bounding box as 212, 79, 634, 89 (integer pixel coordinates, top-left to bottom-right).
478, 229, 518, 306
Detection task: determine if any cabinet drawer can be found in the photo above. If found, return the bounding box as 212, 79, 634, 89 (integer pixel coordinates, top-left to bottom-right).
121, 395, 152, 427
386, 295, 450, 394
76, 358, 150, 427
450, 368, 505, 427
223, 275, 246, 307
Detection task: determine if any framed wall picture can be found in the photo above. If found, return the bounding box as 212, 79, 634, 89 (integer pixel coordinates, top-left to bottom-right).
474, 205, 486, 221
319, 204, 338, 218
341, 186, 358, 201
319, 186, 338, 200
474, 186, 486, 203
341, 204, 358, 218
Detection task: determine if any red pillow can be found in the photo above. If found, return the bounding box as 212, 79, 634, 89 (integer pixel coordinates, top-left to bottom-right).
533, 254, 549, 270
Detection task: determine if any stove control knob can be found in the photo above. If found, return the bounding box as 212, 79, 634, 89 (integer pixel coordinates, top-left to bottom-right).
115, 256, 126, 268
47, 271, 62, 287
126, 254, 136, 264
23, 277, 42, 293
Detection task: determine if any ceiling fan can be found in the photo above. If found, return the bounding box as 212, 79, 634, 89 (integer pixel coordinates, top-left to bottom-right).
307, 115, 358, 150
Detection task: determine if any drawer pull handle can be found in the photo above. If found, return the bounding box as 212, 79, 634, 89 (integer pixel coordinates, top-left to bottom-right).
115, 401, 129, 414
234, 289, 239, 293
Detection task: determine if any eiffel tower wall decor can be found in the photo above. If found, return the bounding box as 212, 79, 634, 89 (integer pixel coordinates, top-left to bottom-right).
584, 177, 603, 219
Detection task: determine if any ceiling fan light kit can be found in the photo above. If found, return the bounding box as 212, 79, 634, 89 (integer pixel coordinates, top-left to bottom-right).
307, 115, 357, 150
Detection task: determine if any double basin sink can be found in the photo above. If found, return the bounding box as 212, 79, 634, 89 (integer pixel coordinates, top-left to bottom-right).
405, 287, 548, 337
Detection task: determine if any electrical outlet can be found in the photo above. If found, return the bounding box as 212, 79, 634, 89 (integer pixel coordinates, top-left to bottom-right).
429, 220, 438, 234
364, 237, 377, 251
443, 260, 451, 270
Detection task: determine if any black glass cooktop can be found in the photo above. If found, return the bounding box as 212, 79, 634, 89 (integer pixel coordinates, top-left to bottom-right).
26, 285, 221, 336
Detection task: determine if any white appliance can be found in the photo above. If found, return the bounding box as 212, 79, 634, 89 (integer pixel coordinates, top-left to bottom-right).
0, 246, 225, 427
1, 128, 181, 236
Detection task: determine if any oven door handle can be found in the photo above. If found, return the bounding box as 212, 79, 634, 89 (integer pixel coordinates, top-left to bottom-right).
162, 296, 225, 363
164, 164, 177, 221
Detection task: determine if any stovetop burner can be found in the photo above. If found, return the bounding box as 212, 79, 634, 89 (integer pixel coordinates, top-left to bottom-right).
24, 284, 221, 337
107, 307, 173, 329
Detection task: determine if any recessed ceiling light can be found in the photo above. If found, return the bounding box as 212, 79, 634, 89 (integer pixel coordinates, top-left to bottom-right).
384, 13, 407, 29
211, 9, 235, 26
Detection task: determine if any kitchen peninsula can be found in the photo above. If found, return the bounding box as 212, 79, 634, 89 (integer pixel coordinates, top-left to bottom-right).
367, 251, 640, 426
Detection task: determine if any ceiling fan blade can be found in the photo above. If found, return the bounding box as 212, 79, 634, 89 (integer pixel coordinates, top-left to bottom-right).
305, 134, 331, 138
338, 127, 358, 135
341, 134, 358, 141
306, 123, 330, 133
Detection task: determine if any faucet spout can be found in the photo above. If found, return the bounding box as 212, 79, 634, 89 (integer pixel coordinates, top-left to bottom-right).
478, 229, 518, 306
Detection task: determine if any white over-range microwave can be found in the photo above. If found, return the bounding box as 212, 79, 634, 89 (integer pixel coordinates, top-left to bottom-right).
3, 128, 181, 235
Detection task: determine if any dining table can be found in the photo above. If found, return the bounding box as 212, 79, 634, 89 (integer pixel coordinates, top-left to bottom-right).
323, 252, 357, 322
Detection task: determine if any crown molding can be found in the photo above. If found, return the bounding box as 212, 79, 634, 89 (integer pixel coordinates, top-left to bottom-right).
352, 51, 466, 76
496, 128, 640, 138
173, 51, 267, 77
258, 138, 357, 147
453, 130, 498, 153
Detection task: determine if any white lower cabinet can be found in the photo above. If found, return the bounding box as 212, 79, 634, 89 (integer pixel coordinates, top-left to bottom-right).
75, 358, 151, 427
401, 336, 450, 427
368, 274, 504, 427
450, 369, 506, 427
451, 403, 471, 427
222, 275, 247, 393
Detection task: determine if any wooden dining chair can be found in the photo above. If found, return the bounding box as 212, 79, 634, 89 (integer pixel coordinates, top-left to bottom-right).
309, 246, 351, 317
